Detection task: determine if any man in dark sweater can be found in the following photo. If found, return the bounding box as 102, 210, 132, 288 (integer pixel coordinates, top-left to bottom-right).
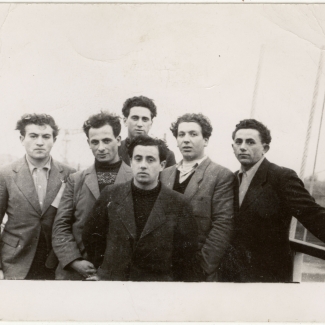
52, 112, 133, 280
83, 135, 200, 281
118, 95, 176, 168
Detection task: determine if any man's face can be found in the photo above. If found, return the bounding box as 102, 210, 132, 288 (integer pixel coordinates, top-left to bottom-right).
124, 106, 153, 138
177, 122, 208, 161
20, 124, 56, 162
88, 124, 121, 163
131, 145, 165, 189
232, 128, 269, 171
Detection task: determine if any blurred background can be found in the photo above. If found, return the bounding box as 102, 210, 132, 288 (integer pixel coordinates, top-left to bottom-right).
0, 3, 324, 281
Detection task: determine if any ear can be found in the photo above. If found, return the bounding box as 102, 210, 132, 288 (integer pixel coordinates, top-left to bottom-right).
203, 138, 209, 147
116, 135, 121, 146
53, 137, 57, 143
87, 138, 90, 148
123, 117, 128, 128
160, 160, 166, 171
20, 135, 25, 145
263, 144, 270, 154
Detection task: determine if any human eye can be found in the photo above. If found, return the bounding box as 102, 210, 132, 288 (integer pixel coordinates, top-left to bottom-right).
178, 133, 184, 137
247, 140, 255, 145
103, 139, 111, 144
43, 135, 51, 139
143, 117, 149, 122
190, 132, 197, 137
235, 139, 242, 145
91, 140, 99, 145
131, 116, 138, 121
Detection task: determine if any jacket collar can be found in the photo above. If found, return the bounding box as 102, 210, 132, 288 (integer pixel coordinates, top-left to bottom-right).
84, 160, 133, 200
237, 158, 269, 213
12, 157, 64, 215
113, 181, 168, 240
162, 157, 212, 200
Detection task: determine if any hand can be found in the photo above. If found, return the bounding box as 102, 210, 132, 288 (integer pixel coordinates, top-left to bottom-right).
0, 270, 4, 280
85, 274, 100, 281
69, 260, 96, 278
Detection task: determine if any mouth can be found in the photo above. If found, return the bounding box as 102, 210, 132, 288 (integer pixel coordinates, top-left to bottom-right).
182, 147, 192, 151
239, 154, 250, 158
135, 130, 143, 133
138, 172, 148, 176
97, 154, 107, 158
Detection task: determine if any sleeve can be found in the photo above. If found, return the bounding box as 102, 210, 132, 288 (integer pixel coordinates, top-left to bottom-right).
165, 149, 176, 168
173, 201, 204, 281
281, 169, 325, 242
197, 169, 235, 275
52, 175, 83, 269
82, 189, 110, 269
0, 172, 8, 269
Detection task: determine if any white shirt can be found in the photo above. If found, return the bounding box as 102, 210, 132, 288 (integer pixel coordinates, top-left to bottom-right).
177, 156, 207, 183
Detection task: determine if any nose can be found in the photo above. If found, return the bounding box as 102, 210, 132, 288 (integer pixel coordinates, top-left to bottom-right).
140, 160, 148, 169
136, 119, 144, 127
98, 141, 105, 152
183, 134, 190, 143
239, 142, 247, 151
36, 137, 44, 146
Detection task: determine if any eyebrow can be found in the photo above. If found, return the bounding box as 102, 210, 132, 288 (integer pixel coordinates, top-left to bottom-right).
28, 132, 52, 136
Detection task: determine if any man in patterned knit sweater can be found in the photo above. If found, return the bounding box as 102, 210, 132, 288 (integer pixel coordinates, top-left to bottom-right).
52, 112, 132, 280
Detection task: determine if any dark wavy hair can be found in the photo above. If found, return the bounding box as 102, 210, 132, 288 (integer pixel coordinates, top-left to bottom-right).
232, 119, 272, 144
170, 113, 213, 139
122, 96, 157, 119
83, 111, 121, 138
16, 113, 59, 138
128, 135, 168, 162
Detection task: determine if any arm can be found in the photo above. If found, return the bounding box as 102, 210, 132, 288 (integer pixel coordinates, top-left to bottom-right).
0, 171, 8, 273
52, 175, 84, 269
173, 202, 202, 281
281, 169, 325, 242
198, 170, 235, 275
82, 189, 110, 269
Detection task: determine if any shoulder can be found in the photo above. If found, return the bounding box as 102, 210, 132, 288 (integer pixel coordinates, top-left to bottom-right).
120, 161, 132, 172
0, 158, 24, 177
99, 181, 130, 200
203, 158, 235, 181
53, 160, 76, 174
266, 160, 298, 182
160, 184, 189, 207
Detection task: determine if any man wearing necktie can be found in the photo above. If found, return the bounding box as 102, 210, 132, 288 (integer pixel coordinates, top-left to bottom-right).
161, 113, 235, 281
220, 119, 325, 282
0, 114, 75, 280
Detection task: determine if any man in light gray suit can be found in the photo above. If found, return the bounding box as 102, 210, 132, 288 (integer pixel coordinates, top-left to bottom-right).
0, 114, 75, 280
52, 112, 133, 280
160, 113, 234, 281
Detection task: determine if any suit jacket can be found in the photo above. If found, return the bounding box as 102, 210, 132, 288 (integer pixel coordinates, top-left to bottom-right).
220, 158, 325, 282
52, 161, 133, 280
118, 139, 176, 168
160, 157, 235, 279
0, 157, 75, 279
82, 181, 200, 281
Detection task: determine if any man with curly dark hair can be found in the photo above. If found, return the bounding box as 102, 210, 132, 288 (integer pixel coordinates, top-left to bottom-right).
0, 113, 75, 279
118, 95, 176, 168
161, 113, 235, 281
220, 119, 325, 282
52, 111, 132, 280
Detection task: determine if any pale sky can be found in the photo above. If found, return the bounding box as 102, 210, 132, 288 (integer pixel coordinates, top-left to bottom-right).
0, 4, 325, 179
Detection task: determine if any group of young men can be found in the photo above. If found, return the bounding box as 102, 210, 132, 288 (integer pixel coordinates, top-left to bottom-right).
1, 95, 325, 282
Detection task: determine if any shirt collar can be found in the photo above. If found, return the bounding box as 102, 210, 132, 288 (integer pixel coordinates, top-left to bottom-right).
26, 155, 52, 178
176, 155, 207, 170
239, 156, 265, 178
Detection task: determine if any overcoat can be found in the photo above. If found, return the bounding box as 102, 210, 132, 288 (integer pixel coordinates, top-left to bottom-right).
160, 157, 235, 279
83, 181, 200, 281
0, 157, 75, 279
52, 161, 133, 280
220, 158, 325, 282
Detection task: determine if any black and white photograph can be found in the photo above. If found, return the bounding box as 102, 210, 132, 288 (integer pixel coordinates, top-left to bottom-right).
0, 2, 325, 322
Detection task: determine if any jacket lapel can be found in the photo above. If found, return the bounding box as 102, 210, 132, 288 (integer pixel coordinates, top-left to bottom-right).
13, 157, 42, 215
184, 157, 211, 200
42, 160, 65, 214
115, 161, 133, 184
239, 158, 269, 213
140, 185, 168, 239
84, 164, 100, 200
115, 182, 137, 239
161, 166, 177, 189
